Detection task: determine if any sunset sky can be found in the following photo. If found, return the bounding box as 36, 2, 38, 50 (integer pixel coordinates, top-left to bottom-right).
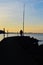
0, 0, 43, 33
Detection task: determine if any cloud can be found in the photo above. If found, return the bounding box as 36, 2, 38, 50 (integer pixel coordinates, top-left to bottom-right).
0, 0, 43, 32
0, 1, 24, 29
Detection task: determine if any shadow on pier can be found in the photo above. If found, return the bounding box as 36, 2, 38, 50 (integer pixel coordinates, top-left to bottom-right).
0, 30, 43, 65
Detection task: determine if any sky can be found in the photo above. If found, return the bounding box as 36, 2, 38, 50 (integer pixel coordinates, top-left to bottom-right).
0, 0, 43, 33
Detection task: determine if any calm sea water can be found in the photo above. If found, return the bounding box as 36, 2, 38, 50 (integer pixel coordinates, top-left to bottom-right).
0, 34, 43, 45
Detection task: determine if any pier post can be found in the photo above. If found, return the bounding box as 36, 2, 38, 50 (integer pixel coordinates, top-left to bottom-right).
3, 28, 5, 39
7, 30, 8, 37
23, 4, 25, 35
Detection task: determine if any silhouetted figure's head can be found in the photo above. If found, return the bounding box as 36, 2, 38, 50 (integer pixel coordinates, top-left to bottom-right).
20, 30, 23, 36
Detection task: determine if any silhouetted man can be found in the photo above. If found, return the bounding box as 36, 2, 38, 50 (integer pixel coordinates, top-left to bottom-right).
20, 30, 23, 36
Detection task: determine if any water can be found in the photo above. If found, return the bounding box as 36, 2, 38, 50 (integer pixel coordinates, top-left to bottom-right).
0, 33, 43, 45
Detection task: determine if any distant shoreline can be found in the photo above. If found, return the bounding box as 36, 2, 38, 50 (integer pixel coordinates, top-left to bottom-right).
5, 32, 43, 34
0, 32, 43, 35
